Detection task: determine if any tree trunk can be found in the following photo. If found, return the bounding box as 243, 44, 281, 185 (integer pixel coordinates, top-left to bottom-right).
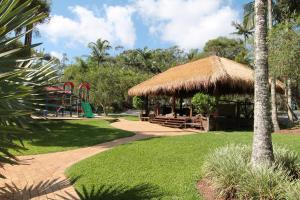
287, 78, 294, 123
251, 0, 274, 167
24, 25, 33, 56
268, 0, 280, 132
271, 78, 280, 131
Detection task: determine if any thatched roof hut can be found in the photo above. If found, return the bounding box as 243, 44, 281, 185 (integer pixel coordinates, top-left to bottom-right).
128, 56, 284, 97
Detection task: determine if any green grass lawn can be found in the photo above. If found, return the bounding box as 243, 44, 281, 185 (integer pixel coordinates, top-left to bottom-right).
13, 119, 134, 155
66, 132, 300, 200
109, 114, 140, 121
121, 115, 139, 121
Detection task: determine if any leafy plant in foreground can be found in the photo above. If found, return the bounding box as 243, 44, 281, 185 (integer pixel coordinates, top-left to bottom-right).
202, 144, 300, 199
0, 0, 57, 177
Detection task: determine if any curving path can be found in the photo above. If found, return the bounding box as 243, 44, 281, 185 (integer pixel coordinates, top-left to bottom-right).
0, 119, 197, 200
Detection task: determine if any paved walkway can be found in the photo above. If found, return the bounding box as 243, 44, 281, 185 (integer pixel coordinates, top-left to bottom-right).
0, 119, 197, 200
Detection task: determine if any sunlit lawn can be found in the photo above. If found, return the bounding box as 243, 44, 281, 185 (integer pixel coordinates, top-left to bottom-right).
66, 132, 300, 200
109, 114, 140, 121
13, 119, 134, 156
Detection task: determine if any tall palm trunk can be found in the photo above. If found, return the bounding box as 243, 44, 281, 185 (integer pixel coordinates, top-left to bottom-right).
251, 0, 274, 167
268, 0, 280, 131
24, 24, 33, 56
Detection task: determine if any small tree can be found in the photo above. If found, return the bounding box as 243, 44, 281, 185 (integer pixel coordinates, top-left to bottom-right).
133, 96, 144, 110
133, 96, 144, 117
191, 93, 216, 116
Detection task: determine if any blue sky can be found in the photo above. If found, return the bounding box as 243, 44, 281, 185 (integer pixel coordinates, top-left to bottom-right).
35, 0, 249, 61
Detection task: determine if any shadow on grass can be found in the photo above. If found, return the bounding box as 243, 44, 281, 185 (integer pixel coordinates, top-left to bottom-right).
59, 184, 164, 200
22, 120, 134, 149
0, 175, 163, 200
0, 177, 79, 200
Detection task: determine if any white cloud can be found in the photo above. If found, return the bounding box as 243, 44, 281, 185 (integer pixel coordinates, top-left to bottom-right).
40, 1, 239, 51
39, 5, 136, 48
50, 51, 63, 60
134, 0, 239, 49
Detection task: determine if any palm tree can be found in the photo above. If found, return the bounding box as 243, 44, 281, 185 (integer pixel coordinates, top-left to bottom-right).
231, 21, 254, 43
268, 0, 280, 131
15, 0, 51, 55
251, 0, 274, 167
88, 39, 112, 67
0, 0, 57, 177
243, 0, 300, 130
136, 47, 161, 74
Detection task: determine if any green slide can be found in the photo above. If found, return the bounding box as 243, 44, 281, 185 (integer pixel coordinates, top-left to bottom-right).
81, 102, 94, 118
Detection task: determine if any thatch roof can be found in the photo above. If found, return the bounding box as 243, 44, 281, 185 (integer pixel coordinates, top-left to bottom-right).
128, 56, 284, 96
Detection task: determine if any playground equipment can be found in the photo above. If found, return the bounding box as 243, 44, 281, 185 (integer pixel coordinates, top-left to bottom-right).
46, 81, 94, 118
56, 82, 78, 117
78, 82, 94, 118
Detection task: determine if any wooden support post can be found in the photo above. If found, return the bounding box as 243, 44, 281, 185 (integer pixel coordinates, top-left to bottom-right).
188, 98, 193, 118
144, 96, 149, 116
179, 96, 183, 116
172, 96, 177, 118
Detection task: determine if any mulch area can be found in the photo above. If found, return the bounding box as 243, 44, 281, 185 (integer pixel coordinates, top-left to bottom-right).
274, 127, 300, 135
197, 178, 223, 200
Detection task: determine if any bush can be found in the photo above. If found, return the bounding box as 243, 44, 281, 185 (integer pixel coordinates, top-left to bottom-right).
286, 182, 300, 200
202, 145, 300, 199
202, 145, 250, 198
237, 165, 289, 199
191, 93, 216, 116
132, 96, 144, 110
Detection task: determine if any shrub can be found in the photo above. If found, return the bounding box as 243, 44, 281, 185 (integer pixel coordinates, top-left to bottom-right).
237, 165, 289, 199
286, 182, 300, 200
273, 146, 300, 180
202, 145, 300, 199
202, 145, 250, 199
191, 93, 216, 116
132, 96, 144, 110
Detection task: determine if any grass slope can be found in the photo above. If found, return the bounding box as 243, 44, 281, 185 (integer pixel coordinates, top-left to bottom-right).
13, 119, 134, 155
66, 132, 300, 200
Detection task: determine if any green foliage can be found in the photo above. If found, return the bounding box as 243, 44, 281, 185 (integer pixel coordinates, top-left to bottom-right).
0, 0, 57, 176
64, 59, 149, 115
132, 96, 144, 110
203, 37, 250, 64
116, 46, 186, 74
231, 21, 253, 43
191, 93, 216, 115
268, 23, 300, 78
88, 39, 112, 67
202, 144, 300, 199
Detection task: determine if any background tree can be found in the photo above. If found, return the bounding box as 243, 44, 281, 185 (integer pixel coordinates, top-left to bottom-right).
251, 0, 274, 167
243, 0, 300, 130
268, 0, 281, 132
88, 39, 112, 67
231, 21, 254, 43
203, 37, 250, 64
186, 49, 201, 61
135, 47, 161, 74
268, 23, 300, 124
